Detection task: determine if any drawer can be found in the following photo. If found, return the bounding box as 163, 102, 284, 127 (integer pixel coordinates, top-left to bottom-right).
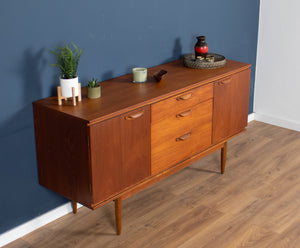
151, 83, 213, 123
151, 99, 213, 143
151, 99, 212, 175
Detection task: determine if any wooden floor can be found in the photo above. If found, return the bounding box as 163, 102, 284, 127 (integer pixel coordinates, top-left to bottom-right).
4, 121, 300, 248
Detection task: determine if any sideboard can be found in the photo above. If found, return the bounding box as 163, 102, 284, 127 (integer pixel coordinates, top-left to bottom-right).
33, 59, 251, 234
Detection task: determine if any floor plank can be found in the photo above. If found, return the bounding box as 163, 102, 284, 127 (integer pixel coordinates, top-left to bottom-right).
3, 121, 300, 248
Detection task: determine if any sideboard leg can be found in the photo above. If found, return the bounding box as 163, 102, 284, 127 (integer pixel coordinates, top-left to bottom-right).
71, 200, 77, 214
115, 198, 122, 235
221, 142, 227, 174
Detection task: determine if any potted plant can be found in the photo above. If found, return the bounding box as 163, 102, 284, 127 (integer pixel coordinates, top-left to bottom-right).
87, 78, 101, 99
49, 43, 83, 97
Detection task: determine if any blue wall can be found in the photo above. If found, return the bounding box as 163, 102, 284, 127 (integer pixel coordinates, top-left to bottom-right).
0, 0, 260, 234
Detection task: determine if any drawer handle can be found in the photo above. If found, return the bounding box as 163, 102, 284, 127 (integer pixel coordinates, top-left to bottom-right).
176, 109, 191, 118
218, 78, 232, 86
176, 132, 192, 142
176, 93, 192, 101
125, 111, 144, 120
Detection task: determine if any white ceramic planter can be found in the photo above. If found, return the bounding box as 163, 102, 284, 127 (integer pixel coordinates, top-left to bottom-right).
59, 76, 79, 97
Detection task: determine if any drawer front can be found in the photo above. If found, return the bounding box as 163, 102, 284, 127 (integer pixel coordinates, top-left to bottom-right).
151, 83, 213, 123
152, 100, 212, 143
151, 99, 213, 175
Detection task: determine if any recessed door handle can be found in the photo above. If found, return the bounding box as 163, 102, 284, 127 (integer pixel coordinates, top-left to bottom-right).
176, 132, 192, 142
176, 109, 191, 118
176, 93, 192, 101
124, 111, 144, 120
218, 78, 232, 86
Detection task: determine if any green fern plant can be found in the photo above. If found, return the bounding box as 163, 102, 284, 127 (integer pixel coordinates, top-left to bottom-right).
49, 43, 83, 79
87, 78, 99, 88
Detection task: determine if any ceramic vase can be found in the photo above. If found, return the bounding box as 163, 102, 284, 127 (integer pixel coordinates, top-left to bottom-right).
194, 36, 208, 58
87, 86, 101, 99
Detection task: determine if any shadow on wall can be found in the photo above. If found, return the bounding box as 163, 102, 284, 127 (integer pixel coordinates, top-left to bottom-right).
83, 37, 184, 84
0, 48, 47, 138
20, 48, 46, 104
0, 48, 67, 233
101, 70, 114, 82
0, 37, 184, 233
163, 37, 183, 63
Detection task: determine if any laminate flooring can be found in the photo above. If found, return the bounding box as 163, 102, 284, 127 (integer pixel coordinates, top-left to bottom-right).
4, 121, 300, 248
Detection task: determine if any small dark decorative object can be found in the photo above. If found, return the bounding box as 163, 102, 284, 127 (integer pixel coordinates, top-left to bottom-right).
153, 69, 168, 82
205, 55, 215, 62
194, 36, 208, 58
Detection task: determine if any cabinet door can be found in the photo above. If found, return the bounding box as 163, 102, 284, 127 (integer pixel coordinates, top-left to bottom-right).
121, 106, 151, 188
90, 106, 150, 204
90, 116, 123, 203
212, 69, 251, 144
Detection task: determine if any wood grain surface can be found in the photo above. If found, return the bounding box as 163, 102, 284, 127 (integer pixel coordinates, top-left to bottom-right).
89, 106, 151, 204
33, 103, 91, 206
151, 83, 213, 123
212, 69, 251, 143
33, 60, 250, 125
6, 121, 300, 248
151, 99, 213, 174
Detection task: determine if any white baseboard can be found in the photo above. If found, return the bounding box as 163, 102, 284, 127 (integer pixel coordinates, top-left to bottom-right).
2, 113, 298, 247
0, 202, 82, 247
248, 113, 255, 123
254, 113, 300, 132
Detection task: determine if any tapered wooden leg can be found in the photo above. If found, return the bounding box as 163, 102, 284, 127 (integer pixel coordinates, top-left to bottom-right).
57, 87, 62, 105
115, 198, 122, 235
72, 87, 76, 106
78, 83, 82, 101
221, 142, 227, 174
71, 200, 77, 214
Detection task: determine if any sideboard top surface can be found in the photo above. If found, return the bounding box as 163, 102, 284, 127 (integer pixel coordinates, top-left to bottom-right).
33, 59, 250, 125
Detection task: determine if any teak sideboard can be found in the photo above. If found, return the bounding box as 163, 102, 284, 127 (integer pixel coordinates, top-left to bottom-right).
33, 59, 251, 235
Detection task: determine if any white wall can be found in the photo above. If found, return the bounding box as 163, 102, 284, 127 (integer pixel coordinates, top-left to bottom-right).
254, 0, 300, 131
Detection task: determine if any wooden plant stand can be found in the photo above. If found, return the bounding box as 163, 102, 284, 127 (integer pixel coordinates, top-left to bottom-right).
57, 83, 82, 106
